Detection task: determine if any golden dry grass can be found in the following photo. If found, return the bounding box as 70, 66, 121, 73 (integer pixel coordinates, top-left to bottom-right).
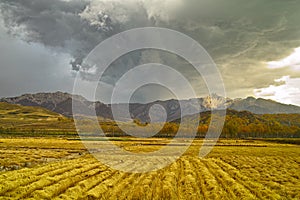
0, 138, 86, 168
0, 138, 299, 199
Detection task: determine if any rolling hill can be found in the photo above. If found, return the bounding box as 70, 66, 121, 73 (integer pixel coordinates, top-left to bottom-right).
171, 109, 300, 138
0, 102, 75, 134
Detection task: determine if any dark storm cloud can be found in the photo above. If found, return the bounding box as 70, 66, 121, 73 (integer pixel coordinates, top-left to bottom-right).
0, 0, 159, 72
0, 0, 111, 71
1, 0, 300, 102
0, 23, 75, 98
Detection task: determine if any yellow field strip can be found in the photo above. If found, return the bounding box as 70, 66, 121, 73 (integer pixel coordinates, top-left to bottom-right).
0, 157, 97, 198
0, 154, 299, 199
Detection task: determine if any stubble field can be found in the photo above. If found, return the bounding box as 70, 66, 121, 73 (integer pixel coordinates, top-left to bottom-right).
0, 137, 299, 199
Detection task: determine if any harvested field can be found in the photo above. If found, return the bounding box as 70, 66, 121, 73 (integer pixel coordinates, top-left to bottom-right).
0, 138, 299, 199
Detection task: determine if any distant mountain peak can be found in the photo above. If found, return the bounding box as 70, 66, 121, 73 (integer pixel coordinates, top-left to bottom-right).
1, 92, 300, 121
202, 94, 228, 110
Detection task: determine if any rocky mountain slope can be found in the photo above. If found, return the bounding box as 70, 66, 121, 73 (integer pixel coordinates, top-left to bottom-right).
1, 92, 300, 122
228, 97, 300, 114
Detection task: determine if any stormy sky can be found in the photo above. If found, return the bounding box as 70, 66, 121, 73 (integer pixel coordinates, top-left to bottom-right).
0, 0, 300, 105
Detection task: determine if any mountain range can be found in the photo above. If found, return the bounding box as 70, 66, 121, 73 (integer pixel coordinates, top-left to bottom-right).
1, 91, 300, 122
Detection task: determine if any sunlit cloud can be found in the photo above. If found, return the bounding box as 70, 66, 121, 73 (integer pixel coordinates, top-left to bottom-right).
267, 47, 300, 70
254, 76, 300, 106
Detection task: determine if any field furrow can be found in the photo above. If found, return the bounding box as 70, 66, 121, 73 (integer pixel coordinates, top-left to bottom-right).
83, 160, 140, 199
177, 157, 203, 199
0, 138, 299, 199
213, 158, 281, 199
54, 169, 117, 200
84, 171, 125, 199
125, 171, 160, 199
189, 157, 227, 199
203, 158, 256, 199
0, 160, 89, 195
30, 165, 103, 199
2, 160, 99, 199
